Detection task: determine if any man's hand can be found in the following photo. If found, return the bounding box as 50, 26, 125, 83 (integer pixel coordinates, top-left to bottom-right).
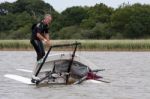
44, 40, 51, 46
43, 38, 51, 46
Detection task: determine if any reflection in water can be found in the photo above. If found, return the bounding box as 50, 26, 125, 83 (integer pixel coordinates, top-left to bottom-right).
0, 51, 150, 99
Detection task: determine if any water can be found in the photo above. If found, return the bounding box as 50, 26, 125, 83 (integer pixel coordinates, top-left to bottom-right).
0, 51, 150, 99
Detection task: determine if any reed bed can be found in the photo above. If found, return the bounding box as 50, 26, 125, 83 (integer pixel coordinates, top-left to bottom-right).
0, 40, 32, 50
1, 40, 150, 51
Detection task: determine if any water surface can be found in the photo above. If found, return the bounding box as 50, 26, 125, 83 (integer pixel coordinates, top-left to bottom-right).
0, 51, 150, 99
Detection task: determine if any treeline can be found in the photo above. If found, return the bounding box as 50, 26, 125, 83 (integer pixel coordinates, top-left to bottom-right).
0, 0, 150, 39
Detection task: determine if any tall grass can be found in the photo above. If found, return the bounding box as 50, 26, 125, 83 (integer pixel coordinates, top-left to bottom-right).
80, 40, 150, 51
0, 40, 32, 50
1, 40, 150, 51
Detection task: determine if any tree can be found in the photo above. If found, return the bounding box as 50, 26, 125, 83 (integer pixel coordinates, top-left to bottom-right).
56, 26, 82, 39
80, 3, 113, 29
111, 3, 150, 38
0, 0, 59, 39
0, 2, 14, 15
61, 6, 88, 26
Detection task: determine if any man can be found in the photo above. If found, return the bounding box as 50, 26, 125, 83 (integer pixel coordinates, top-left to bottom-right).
30, 14, 52, 83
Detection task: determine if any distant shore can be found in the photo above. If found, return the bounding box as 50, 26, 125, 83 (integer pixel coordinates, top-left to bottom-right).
1, 40, 150, 51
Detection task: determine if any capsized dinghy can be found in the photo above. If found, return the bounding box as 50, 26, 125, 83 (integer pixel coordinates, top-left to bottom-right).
31, 42, 106, 85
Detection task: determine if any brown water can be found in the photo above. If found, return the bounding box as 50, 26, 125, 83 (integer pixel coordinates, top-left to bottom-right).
0, 51, 150, 99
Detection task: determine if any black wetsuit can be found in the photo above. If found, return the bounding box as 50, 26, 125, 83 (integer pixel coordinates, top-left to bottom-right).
30, 22, 49, 61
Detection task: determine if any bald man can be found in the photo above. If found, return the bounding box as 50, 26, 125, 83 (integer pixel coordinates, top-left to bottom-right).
30, 14, 52, 83
31, 14, 52, 61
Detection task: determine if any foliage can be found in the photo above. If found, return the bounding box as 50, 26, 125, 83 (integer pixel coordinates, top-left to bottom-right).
111, 3, 150, 39
0, 0, 150, 39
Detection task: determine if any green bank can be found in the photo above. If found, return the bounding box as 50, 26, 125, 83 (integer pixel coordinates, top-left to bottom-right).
1, 40, 150, 51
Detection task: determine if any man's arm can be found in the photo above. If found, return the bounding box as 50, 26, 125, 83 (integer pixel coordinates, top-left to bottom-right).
44, 33, 51, 46
45, 33, 50, 41
37, 33, 51, 46
37, 33, 47, 41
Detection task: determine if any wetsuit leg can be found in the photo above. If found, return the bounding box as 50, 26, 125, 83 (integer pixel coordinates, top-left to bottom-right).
30, 40, 45, 61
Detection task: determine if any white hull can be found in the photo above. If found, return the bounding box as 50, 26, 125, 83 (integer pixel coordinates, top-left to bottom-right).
33, 53, 99, 75
31, 53, 100, 84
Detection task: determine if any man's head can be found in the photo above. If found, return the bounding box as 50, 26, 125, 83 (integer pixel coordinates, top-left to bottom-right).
43, 14, 52, 25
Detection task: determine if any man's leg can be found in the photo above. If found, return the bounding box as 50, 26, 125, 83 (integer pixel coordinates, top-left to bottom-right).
30, 40, 45, 83
36, 40, 45, 62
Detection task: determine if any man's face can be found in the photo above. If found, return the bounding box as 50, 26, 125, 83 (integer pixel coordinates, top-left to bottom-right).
44, 16, 52, 25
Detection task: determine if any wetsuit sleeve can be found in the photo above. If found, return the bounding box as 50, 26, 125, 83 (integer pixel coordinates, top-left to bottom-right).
36, 23, 42, 33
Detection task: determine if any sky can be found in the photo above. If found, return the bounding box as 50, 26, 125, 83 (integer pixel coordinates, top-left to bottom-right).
0, 0, 150, 12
